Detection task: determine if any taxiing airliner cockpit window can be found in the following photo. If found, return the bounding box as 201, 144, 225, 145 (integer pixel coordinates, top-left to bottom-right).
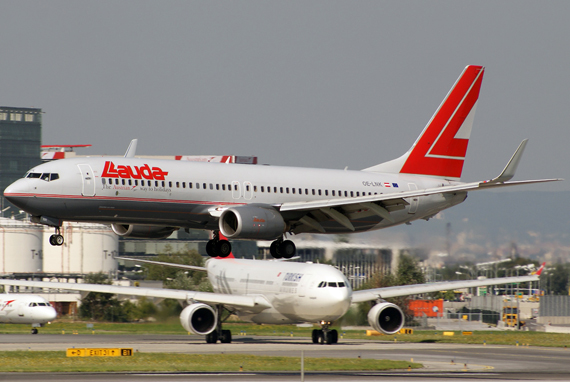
26, 172, 59, 181
29, 303, 37, 307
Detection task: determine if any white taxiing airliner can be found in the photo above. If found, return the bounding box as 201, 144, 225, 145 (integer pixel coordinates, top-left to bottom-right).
0, 294, 57, 333
3, 65, 560, 258
0, 257, 544, 344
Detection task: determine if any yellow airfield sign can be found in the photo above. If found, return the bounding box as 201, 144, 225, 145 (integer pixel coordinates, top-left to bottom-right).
66, 348, 133, 357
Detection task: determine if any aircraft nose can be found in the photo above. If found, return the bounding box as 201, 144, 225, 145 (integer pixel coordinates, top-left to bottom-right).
40, 307, 57, 322
4, 179, 30, 209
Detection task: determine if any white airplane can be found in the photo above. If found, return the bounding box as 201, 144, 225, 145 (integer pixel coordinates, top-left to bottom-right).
0, 294, 57, 333
0, 257, 544, 344
3, 65, 559, 258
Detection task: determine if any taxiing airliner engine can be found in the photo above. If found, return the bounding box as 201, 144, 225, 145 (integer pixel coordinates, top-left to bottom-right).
367, 302, 405, 335
111, 224, 178, 239
219, 206, 286, 240
179, 303, 217, 335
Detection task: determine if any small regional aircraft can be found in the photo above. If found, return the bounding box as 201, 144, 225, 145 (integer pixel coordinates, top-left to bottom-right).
3, 65, 559, 258
0, 294, 57, 333
0, 257, 544, 344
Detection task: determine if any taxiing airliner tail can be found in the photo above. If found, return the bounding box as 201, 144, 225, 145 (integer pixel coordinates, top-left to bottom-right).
364, 65, 484, 180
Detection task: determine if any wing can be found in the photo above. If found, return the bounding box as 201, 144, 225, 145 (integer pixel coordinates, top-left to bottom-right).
0, 279, 271, 309
352, 272, 542, 303
278, 140, 561, 232
115, 256, 207, 272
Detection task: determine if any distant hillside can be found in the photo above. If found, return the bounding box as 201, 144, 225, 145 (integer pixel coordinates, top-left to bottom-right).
351, 191, 570, 249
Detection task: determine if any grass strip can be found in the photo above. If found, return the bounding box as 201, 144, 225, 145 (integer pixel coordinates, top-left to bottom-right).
1, 322, 569, 348
0, 351, 421, 373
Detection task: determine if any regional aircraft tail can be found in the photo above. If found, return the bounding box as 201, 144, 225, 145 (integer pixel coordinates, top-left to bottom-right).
364, 65, 484, 180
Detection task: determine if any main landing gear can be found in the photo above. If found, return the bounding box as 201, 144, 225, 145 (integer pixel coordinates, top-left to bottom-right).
206, 231, 232, 258
269, 238, 296, 259
49, 227, 64, 246
312, 322, 338, 345
206, 305, 233, 344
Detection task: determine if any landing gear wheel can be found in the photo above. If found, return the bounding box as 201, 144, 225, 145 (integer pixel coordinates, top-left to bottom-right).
278, 240, 296, 259
49, 234, 64, 246
330, 329, 338, 344
31, 328, 38, 335
205, 331, 218, 343
312, 329, 320, 344
215, 240, 232, 258
206, 240, 218, 257
270, 241, 282, 259
220, 329, 232, 343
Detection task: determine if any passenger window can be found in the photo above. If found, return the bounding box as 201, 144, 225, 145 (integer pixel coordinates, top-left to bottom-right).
246, 185, 250, 191
292, 188, 295, 194
128, 180, 132, 186
169, 181, 172, 188
356, 191, 360, 197
189, 182, 193, 189
203, 183, 207, 189
350, 191, 354, 197
260, 186, 264, 192
209, 184, 213, 190
182, 182, 186, 188
102, 178, 106, 185
267, 187, 271, 193
135, 180, 138, 186
122, 179, 126, 186
280, 187, 283, 193
234, 184, 238, 191
176, 182, 179, 188
216, 184, 220, 190
318, 190, 321, 196
274, 187, 277, 193
305, 189, 308, 195
298, 188, 302, 194
196, 183, 200, 189
312, 189, 315, 195
115, 179, 119, 185
222, 184, 226, 191
254, 186, 257, 192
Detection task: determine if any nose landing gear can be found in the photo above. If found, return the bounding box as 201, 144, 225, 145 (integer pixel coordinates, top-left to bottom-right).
49, 227, 64, 246
312, 322, 338, 344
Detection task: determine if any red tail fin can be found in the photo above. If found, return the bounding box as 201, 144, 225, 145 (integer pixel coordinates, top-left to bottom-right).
400, 65, 484, 179
535, 262, 546, 276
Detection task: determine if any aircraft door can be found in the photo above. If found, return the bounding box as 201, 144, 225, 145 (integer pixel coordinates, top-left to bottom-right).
78, 164, 96, 197
231, 181, 241, 199
298, 274, 312, 298
17, 302, 25, 317
407, 183, 419, 214
243, 181, 253, 200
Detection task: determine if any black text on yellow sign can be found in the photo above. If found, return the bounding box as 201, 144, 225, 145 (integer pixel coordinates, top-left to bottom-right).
66, 348, 133, 357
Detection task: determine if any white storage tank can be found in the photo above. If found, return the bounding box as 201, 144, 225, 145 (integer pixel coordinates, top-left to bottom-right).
0, 218, 43, 274
42, 222, 118, 274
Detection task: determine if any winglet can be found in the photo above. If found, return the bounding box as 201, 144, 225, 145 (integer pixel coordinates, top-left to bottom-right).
535, 262, 546, 276
124, 139, 138, 158
485, 139, 528, 184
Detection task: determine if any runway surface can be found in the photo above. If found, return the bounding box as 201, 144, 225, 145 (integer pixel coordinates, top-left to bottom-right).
1, 333, 570, 381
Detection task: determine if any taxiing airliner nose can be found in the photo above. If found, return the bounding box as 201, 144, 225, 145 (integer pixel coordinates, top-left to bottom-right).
39, 307, 57, 322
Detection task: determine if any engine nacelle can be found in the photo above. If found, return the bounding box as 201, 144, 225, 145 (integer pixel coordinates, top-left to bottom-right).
219, 206, 286, 240
179, 303, 217, 335
367, 302, 405, 335
111, 224, 177, 239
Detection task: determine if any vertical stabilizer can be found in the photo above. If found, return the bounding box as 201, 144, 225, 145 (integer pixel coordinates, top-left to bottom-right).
363, 65, 484, 180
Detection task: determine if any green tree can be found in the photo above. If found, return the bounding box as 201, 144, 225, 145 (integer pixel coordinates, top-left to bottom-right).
143, 248, 210, 291
79, 273, 131, 322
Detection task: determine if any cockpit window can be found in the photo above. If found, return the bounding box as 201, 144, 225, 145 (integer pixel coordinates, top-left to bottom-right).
29, 302, 37, 307
318, 281, 347, 288
38, 302, 47, 306
26, 172, 59, 182
328, 282, 338, 287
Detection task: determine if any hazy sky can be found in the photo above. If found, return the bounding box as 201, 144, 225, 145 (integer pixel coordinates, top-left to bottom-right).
1, 1, 568, 191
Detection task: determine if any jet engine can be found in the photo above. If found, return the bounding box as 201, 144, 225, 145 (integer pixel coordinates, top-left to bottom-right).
111, 224, 178, 239
367, 302, 405, 335
179, 303, 217, 335
219, 206, 286, 240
